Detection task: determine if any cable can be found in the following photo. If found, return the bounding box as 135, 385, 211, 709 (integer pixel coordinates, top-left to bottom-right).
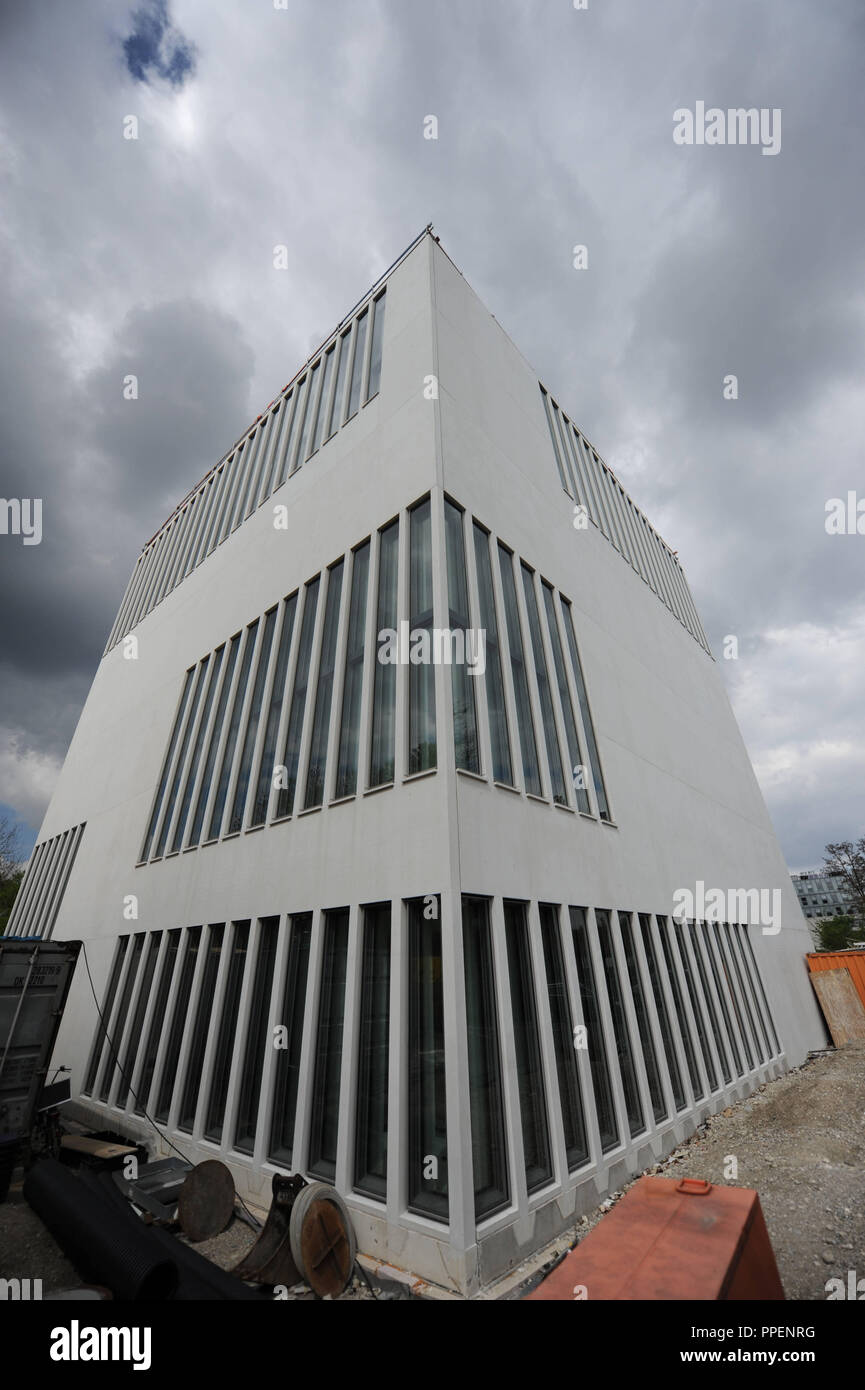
79, 940, 261, 1230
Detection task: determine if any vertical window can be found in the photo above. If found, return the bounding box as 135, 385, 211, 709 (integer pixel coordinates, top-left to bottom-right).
83, 937, 129, 1095
205, 922, 250, 1142
408, 499, 436, 774
273, 387, 299, 490
560, 600, 610, 820
407, 898, 448, 1221
673, 921, 718, 1092
539, 904, 588, 1169
178, 924, 224, 1132
335, 542, 370, 799
638, 915, 686, 1111
296, 360, 321, 466
656, 918, 703, 1101
189, 635, 240, 846
689, 922, 732, 1085
309, 345, 336, 456
274, 578, 320, 819
619, 913, 666, 1124
568, 907, 618, 1152
521, 565, 567, 804
98, 934, 144, 1103
504, 901, 552, 1193
462, 897, 509, 1220
444, 501, 479, 773
172, 646, 225, 852
208, 623, 259, 840
596, 911, 645, 1137
155, 926, 201, 1123
721, 923, 761, 1066
250, 595, 298, 826
228, 609, 277, 833
540, 389, 572, 496
365, 290, 385, 401
472, 523, 512, 785
354, 903, 390, 1199
701, 922, 743, 1077
737, 925, 780, 1056
135, 930, 181, 1117
369, 521, 399, 787
116, 932, 162, 1110
498, 545, 541, 796
269, 914, 313, 1165
140, 668, 195, 861
346, 308, 368, 419
712, 923, 753, 1072
542, 583, 590, 813
307, 909, 350, 1181
304, 560, 345, 809
327, 329, 352, 438
154, 659, 210, 858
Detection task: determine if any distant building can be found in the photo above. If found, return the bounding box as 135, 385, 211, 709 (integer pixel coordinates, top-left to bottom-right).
791, 869, 855, 922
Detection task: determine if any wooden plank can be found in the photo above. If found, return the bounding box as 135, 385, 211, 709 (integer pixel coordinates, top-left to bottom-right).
809, 967, 865, 1047
60, 1135, 137, 1159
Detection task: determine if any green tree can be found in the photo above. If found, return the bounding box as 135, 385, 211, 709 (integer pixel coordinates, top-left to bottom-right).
823, 838, 865, 922
811, 913, 865, 953
0, 813, 26, 935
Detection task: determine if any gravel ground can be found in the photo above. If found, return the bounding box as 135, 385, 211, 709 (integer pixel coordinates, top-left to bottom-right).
2, 1043, 863, 1301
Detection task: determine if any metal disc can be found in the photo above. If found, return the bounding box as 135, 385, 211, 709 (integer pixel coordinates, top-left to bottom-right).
289, 1182, 357, 1297
177, 1160, 235, 1242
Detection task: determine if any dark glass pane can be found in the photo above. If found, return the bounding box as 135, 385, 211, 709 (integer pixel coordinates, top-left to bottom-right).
228, 609, 277, 832
721, 923, 761, 1067
233, 918, 279, 1151
208, 623, 259, 839
738, 925, 781, 1055
274, 386, 298, 490
568, 906, 619, 1152
116, 932, 162, 1109
178, 924, 224, 1132
296, 360, 321, 465
619, 913, 666, 1124
327, 330, 351, 437
657, 917, 704, 1100
335, 543, 370, 798
172, 646, 225, 851
365, 291, 385, 401
689, 923, 731, 1085
712, 922, 753, 1072
250, 595, 298, 826
472, 523, 512, 784
504, 901, 552, 1192
154, 659, 210, 857
354, 904, 390, 1198
463, 897, 509, 1219
307, 909, 350, 1181
98, 933, 144, 1102
155, 926, 201, 1123
269, 914, 313, 1165
542, 583, 590, 813
369, 521, 399, 786
409, 499, 436, 774
190, 635, 240, 846
275, 578, 320, 818
135, 930, 181, 1116
521, 565, 567, 804
638, 914, 686, 1110
673, 921, 718, 1092
539, 904, 588, 1169
304, 561, 345, 808
310, 346, 336, 456
444, 501, 479, 773
498, 545, 541, 795
701, 922, 743, 1077
83, 936, 128, 1094
346, 309, 368, 419
561, 600, 610, 819
407, 899, 448, 1220
141, 667, 195, 860
596, 910, 645, 1137
205, 922, 250, 1142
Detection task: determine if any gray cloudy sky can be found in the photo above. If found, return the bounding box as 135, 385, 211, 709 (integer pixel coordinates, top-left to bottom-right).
1, 0, 862, 870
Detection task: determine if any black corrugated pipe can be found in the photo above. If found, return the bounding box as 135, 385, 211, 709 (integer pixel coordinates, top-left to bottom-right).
23, 1157, 178, 1301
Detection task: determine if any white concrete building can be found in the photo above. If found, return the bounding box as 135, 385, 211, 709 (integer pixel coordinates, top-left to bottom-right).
7, 229, 826, 1294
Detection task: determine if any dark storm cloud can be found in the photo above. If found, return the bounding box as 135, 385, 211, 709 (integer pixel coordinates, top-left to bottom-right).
0, 0, 862, 869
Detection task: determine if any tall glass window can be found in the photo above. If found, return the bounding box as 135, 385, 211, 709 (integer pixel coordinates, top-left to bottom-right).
504, 901, 552, 1193
269, 914, 312, 1165
638, 914, 686, 1111
326, 328, 352, 438
228, 609, 277, 833
722, 923, 762, 1066
178, 924, 224, 1132
462, 897, 509, 1220
140, 668, 195, 861
407, 899, 448, 1221
689, 922, 732, 1085
190, 635, 240, 846
296, 359, 321, 466
657, 918, 704, 1101
472, 523, 512, 785
208, 622, 259, 840
309, 344, 336, 456
568, 907, 619, 1152
205, 922, 250, 1142
307, 909, 350, 1181
444, 501, 479, 773
540, 388, 572, 495
674, 921, 718, 1092
409, 499, 436, 774
711, 922, 752, 1072
304, 560, 345, 808
154, 659, 210, 858
116, 932, 162, 1110
172, 646, 225, 852
542, 583, 590, 813
369, 521, 399, 787
619, 913, 666, 1124
561, 599, 610, 819
596, 910, 645, 1137
521, 565, 567, 804
250, 595, 298, 826
539, 904, 588, 1169
83, 936, 129, 1095
98, 933, 144, 1102
346, 308, 368, 419
273, 386, 299, 490
135, 930, 181, 1117
354, 904, 390, 1199
275, 578, 320, 818
738, 925, 781, 1056
700, 922, 742, 1077
155, 926, 201, 1123
365, 290, 386, 401
498, 545, 541, 796
335, 542, 370, 798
